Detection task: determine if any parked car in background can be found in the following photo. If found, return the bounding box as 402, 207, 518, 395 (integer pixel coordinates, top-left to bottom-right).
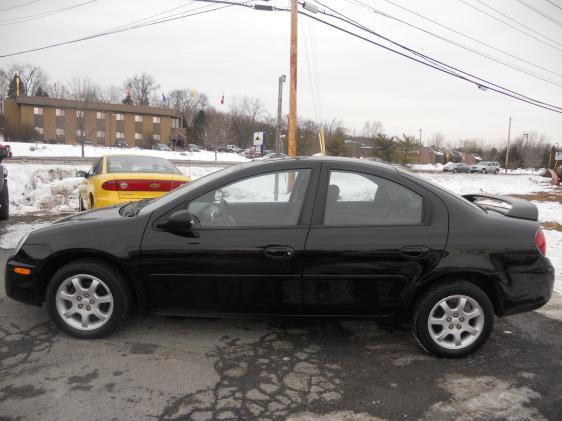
186, 144, 200, 152
152, 143, 173, 152
81, 139, 94, 146
256, 153, 288, 160
443, 162, 471, 173
470, 161, 500, 174
113, 139, 128, 148
226, 144, 242, 153
7, 157, 553, 358
77, 154, 191, 210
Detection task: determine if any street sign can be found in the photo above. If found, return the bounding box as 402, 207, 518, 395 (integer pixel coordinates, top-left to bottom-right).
253, 132, 265, 146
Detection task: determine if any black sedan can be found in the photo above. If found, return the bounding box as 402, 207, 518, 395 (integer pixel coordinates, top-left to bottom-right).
5, 157, 554, 357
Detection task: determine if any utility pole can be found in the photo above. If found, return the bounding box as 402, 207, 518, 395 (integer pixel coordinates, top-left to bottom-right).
505, 116, 512, 174
276, 75, 286, 154
418, 128, 422, 145
287, 0, 298, 157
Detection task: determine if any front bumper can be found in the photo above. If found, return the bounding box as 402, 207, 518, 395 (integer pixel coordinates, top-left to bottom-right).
5, 257, 42, 306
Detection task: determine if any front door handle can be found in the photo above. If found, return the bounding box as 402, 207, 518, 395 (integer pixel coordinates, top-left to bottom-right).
264, 246, 295, 260
401, 246, 429, 259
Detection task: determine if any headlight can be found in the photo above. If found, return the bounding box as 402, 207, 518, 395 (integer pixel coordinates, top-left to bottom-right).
13, 232, 30, 255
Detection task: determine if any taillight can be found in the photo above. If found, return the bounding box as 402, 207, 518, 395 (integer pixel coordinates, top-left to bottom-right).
536, 228, 547, 256
101, 179, 188, 192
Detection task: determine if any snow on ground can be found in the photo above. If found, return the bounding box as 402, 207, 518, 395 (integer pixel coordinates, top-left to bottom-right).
416, 173, 554, 196
3, 141, 249, 162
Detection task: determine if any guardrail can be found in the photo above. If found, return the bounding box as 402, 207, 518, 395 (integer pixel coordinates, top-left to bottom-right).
5, 156, 242, 167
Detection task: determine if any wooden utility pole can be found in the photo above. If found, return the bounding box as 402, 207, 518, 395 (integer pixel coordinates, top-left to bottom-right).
505, 116, 511, 174
287, 0, 298, 157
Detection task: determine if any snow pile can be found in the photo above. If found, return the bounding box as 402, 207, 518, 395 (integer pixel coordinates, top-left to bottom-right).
0, 221, 51, 249
417, 173, 553, 196
544, 230, 562, 292
411, 163, 444, 171
4, 141, 249, 162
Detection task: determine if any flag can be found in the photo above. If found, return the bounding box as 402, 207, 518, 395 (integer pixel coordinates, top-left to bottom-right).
220, 94, 224, 105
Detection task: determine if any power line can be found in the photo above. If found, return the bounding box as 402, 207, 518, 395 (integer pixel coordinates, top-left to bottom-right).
470, 0, 562, 48
0, 0, 101, 27
544, 0, 562, 11
0, 0, 42, 13
455, 0, 562, 53
298, 8, 562, 113
0, 3, 238, 58
515, 0, 562, 27
340, 0, 562, 87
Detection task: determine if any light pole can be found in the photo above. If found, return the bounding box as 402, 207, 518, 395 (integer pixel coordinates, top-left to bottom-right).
276, 75, 286, 154
523, 133, 529, 149
505, 116, 512, 174
418, 129, 422, 145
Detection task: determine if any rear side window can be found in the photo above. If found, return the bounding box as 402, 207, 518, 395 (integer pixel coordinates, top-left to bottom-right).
323, 171, 423, 226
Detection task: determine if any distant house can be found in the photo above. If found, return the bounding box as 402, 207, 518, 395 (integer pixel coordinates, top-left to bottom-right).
4, 96, 186, 147
407, 146, 444, 165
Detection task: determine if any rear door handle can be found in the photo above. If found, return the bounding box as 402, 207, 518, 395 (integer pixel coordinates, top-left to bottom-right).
264, 246, 295, 260
401, 246, 429, 259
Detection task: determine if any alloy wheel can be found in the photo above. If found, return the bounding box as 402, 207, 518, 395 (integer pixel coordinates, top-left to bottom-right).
55, 274, 114, 331
427, 295, 484, 350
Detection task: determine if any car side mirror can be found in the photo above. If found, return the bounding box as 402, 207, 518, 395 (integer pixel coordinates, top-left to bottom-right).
157, 210, 198, 236
76, 170, 89, 178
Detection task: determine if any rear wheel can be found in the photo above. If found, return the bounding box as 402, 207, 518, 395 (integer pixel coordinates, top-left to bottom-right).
412, 281, 494, 358
452, 169, 458, 173
46, 259, 132, 339
89, 194, 94, 209
78, 197, 85, 212
0, 180, 8, 220
494, 169, 499, 174
481, 169, 487, 174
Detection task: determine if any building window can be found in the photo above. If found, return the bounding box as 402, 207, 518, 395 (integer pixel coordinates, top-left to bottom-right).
56, 128, 65, 136
34, 107, 43, 115
115, 131, 125, 139
76, 110, 84, 118
172, 118, 179, 128
153, 116, 160, 124
56, 108, 65, 117
134, 133, 143, 140
116, 114, 124, 121
135, 115, 142, 122
76, 129, 85, 136
97, 131, 105, 138
97, 112, 105, 119
153, 134, 161, 141
35, 127, 44, 134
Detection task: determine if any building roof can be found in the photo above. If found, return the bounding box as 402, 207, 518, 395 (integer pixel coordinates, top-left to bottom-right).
13, 96, 180, 118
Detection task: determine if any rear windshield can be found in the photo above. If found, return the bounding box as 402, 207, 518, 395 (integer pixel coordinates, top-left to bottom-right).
107, 155, 180, 174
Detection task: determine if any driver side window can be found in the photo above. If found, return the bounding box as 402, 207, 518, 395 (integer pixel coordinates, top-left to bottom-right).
324, 171, 423, 226
187, 169, 311, 228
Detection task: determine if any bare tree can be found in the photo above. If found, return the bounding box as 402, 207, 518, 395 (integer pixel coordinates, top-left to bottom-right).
168, 89, 209, 125
362, 120, 384, 138
206, 108, 232, 149
123, 72, 159, 106
6, 63, 49, 96
66, 74, 102, 101
229, 96, 266, 147
430, 132, 445, 148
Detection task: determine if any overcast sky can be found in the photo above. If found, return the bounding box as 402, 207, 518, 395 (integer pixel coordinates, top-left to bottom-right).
1, 0, 561, 146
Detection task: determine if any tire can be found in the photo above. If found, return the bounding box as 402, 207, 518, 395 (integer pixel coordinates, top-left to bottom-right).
452, 169, 458, 174
89, 195, 94, 209
481, 169, 487, 174
78, 197, 85, 212
412, 281, 494, 358
46, 259, 133, 339
494, 169, 499, 174
0, 180, 8, 221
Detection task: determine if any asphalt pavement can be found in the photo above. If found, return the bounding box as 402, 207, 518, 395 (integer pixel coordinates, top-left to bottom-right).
0, 228, 561, 420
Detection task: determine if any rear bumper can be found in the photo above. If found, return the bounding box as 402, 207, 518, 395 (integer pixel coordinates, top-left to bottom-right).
497, 260, 555, 316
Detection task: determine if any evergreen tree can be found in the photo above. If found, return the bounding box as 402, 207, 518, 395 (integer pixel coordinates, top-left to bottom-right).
192, 110, 207, 144
8, 74, 24, 98
122, 92, 133, 105
34, 86, 49, 97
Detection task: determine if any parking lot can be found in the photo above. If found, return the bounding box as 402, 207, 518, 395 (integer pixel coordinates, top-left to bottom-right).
1, 244, 561, 420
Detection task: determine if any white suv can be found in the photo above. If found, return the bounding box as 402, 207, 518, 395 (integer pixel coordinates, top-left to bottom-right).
470, 161, 501, 174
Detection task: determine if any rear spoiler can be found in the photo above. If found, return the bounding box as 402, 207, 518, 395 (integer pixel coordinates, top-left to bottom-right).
462, 194, 538, 221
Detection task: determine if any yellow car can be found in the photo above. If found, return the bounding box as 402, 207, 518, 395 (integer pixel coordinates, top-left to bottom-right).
77, 154, 191, 210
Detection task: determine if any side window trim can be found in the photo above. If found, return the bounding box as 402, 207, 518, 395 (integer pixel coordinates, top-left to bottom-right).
313, 166, 428, 228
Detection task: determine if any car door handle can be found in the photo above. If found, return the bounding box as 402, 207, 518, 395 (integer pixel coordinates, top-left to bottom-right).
264, 246, 295, 260
401, 246, 429, 259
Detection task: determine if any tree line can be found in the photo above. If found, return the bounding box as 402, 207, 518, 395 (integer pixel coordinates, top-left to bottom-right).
0, 63, 555, 167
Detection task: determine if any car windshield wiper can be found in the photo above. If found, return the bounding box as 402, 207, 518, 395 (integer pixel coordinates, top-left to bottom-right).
120, 199, 151, 217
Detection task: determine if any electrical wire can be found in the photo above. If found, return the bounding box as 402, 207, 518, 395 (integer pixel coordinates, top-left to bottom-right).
312, 1, 562, 109
339, 0, 562, 87
0, 3, 240, 58
544, 0, 562, 11
0, 0, 101, 27
470, 0, 562, 48
515, 0, 562, 28
298, 10, 562, 114
0, 0, 42, 13
455, 0, 562, 53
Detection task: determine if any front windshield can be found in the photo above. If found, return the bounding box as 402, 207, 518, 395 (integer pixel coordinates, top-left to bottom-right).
138, 165, 240, 215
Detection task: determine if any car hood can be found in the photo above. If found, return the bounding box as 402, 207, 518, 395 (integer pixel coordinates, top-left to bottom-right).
53, 205, 123, 224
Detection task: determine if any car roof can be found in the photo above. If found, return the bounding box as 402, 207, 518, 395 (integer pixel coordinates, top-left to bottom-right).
237, 156, 398, 172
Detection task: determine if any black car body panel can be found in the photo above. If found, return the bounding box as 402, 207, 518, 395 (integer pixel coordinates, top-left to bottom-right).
5, 157, 554, 319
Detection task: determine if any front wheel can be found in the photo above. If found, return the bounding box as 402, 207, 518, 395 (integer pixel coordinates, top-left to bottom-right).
46, 259, 132, 339
0, 180, 8, 220
452, 169, 458, 173
412, 281, 494, 358
481, 169, 487, 174
494, 169, 499, 174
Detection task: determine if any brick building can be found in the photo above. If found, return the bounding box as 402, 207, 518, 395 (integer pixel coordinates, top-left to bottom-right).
4, 96, 186, 147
